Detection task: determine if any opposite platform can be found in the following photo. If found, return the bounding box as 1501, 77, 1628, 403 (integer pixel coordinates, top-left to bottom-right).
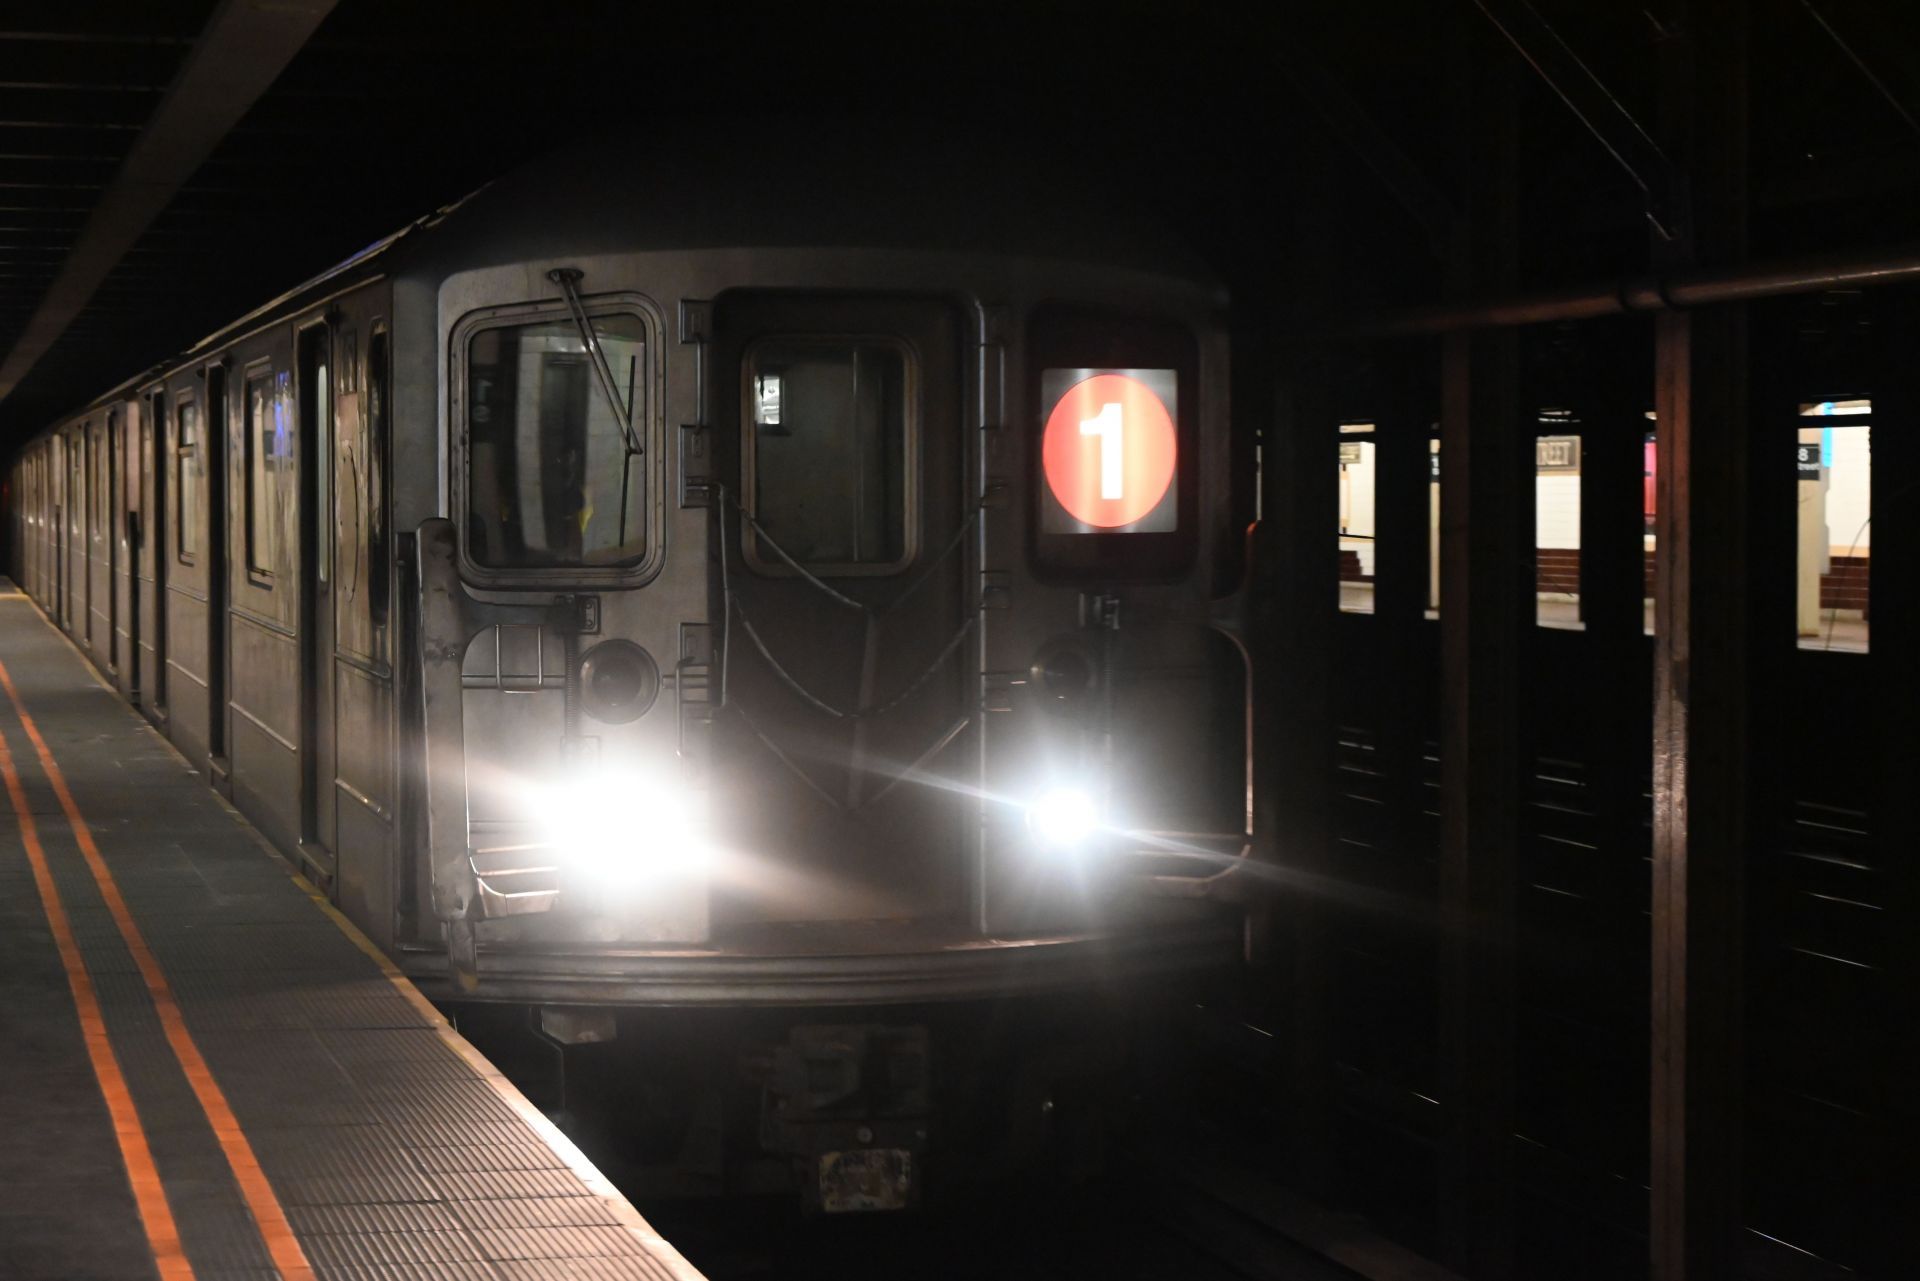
0, 580, 703, 1281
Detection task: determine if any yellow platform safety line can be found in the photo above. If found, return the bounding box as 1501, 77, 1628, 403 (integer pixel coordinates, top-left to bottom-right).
0, 649, 318, 1281
0, 705, 195, 1280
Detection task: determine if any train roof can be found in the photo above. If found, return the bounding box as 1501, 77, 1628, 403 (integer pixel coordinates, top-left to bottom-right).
405, 121, 1221, 284
26, 121, 1221, 436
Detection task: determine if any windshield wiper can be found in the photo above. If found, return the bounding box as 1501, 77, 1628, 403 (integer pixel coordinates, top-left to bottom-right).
547, 266, 642, 455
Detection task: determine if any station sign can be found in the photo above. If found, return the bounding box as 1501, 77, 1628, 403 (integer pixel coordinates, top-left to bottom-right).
1796, 442, 1822, 479
1039, 369, 1178, 533
1536, 435, 1580, 474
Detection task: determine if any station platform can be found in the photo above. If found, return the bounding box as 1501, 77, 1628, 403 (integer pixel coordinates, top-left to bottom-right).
0, 582, 702, 1280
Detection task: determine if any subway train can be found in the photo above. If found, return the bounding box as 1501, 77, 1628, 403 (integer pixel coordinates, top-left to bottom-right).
4, 134, 1253, 1205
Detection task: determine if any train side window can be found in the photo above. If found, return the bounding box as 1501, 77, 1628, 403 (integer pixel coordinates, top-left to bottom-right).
245, 365, 285, 578
1337, 423, 1375, 613
1797, 399, 1870, 653
340, 328, 358, 394
129, 401, 147, 520
466, 312, 648, 569
177, 398, 198, 563
743, 337, 913, 575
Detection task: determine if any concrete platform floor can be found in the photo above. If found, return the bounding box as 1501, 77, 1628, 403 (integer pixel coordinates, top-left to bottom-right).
0, 581, 703, 1281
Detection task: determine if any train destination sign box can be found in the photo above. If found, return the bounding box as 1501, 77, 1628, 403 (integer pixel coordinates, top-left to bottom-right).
1039, 368, 1179, 534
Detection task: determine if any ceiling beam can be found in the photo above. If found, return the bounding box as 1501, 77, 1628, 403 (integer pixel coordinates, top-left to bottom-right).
1272, 48, 1458, 263
1798, 0, 1920, 145
1473, 0, 1681, 239
0, 0, 337, 406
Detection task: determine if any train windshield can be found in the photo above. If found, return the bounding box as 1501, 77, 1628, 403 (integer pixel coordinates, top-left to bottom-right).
466, 314, 646, 568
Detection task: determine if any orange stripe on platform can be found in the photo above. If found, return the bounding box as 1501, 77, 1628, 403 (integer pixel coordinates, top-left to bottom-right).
0, 708, 194, 1280
0, 656, 316, 1281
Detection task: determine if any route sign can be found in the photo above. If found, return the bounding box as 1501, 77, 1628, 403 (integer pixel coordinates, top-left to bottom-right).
1039, 370, 1178, 532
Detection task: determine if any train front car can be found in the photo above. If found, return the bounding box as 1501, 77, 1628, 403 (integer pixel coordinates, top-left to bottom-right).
400, 144, 1251, 1205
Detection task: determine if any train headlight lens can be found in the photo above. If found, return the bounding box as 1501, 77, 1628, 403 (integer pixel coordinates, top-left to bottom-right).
1028, 786, 1098, 848
1030, 641, 1095, 714
578, 640, 660, 724
542, 775, 703, 886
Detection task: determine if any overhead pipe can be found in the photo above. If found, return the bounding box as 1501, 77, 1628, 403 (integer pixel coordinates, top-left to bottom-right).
1336, 241, 1920, 339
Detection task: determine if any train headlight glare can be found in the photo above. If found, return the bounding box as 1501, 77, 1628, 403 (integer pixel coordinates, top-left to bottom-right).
542, 774, 703, 886
1028, 786, 1098, 848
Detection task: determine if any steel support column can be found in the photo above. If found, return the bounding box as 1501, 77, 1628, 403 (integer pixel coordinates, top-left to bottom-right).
1571, 343, 1657, 1194
1374, 347, 1433, 886
1436, 323, 1523, 1280
1649, 5, 1750, 1278
1864, 287, 1919, 1280
1257, 341, 1339, 1187
1648, 306, 1749, 1280
1436, 30, 1522, 1276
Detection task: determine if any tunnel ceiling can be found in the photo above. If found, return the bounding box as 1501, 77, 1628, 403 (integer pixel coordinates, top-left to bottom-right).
3, 0, 1917, 445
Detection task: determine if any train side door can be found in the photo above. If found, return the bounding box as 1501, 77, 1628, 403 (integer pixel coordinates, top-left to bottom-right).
207, 364, 231, 782
54, 435, 66, 627
61, 432, 73, 629
163, 375, 209, 765
84, 423, 95, 639
74, 426, 88, 637
143, 390, 166, 716
64, 430, 75, 630
298, 322, 338, 876
95, 415, 110, 660
226, 344, 302, 851
109, 410, 123, 675
118, 400, 143, 702
331, 317, 397, 935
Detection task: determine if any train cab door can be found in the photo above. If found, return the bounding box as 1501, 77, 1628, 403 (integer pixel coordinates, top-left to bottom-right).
709, 293, 972, 927
297, 322, 338, 881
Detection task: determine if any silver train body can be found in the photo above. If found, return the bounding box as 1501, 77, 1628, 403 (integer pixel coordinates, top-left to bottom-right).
4, 142, 1251, 1019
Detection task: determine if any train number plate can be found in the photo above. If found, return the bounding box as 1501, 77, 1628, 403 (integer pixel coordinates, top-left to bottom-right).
818, 1148, 912, 1212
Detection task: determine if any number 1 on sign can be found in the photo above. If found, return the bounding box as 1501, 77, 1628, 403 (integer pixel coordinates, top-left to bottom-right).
1080, 402, 1124, 500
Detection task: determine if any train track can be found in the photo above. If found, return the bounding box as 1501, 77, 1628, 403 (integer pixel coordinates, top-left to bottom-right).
630, 1156, 1424, 1281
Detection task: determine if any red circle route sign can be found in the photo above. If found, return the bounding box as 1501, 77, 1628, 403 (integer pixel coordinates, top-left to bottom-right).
1041, 373, 1177, 529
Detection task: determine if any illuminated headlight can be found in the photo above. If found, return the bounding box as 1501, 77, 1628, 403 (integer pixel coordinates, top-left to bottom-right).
539, 772, 705, 886
1027, 786, 1099, 848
